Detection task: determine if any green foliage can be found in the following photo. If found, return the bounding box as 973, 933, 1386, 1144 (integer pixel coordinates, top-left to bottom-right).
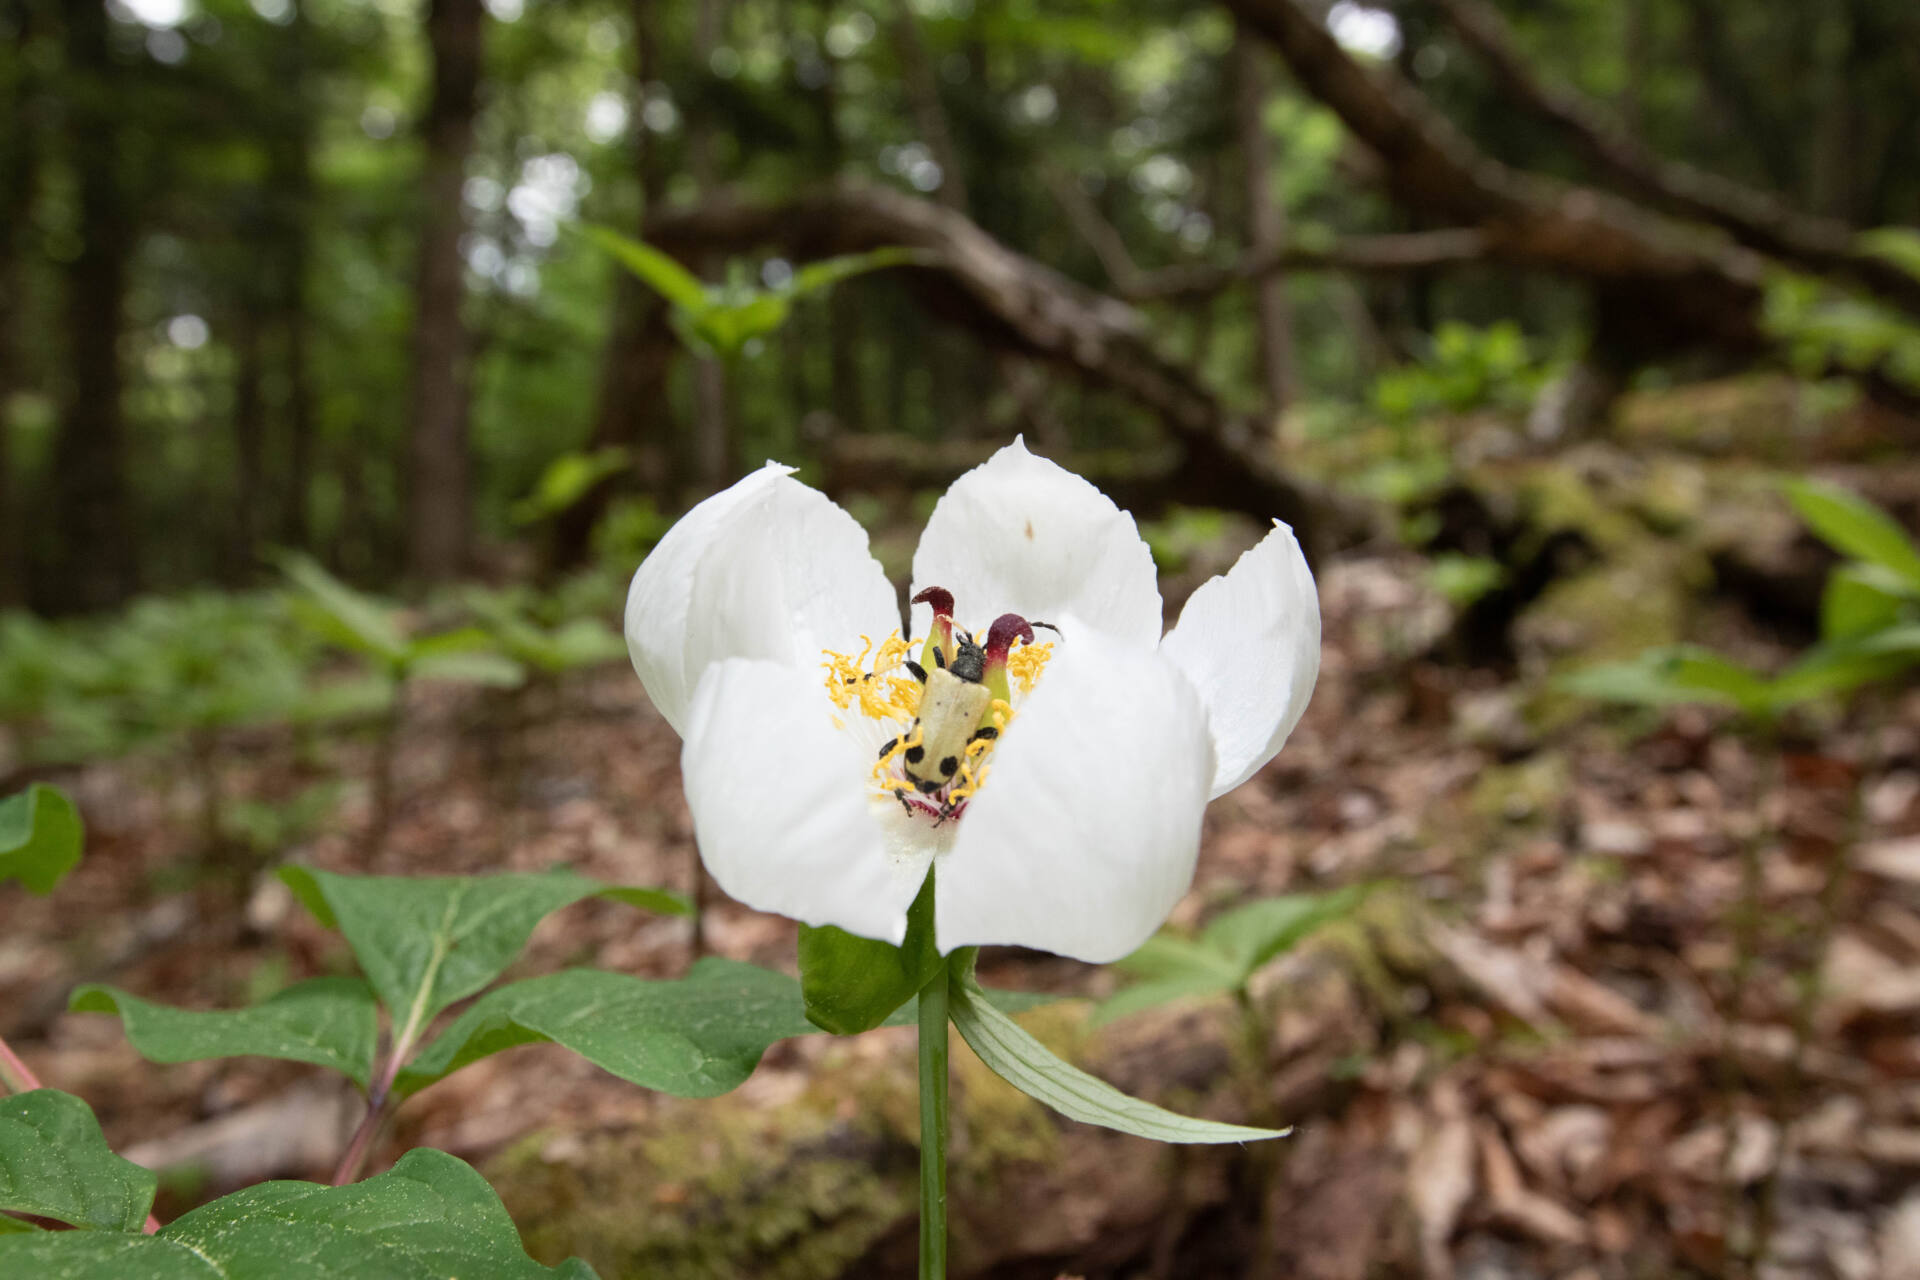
1371, 322, 1548, 423
510, 448, 633, 528
590, 497, 676, 571
71, 979, 380, 1091
1092, 886, 1369, 1026
1427, 553, 1508, 609
0, 1147, 597, 1278
1783, 478, 1920, 592
277, 867, 689, 1041
578, 225, 928, 360
1139, 506, 1230, 574
946, 964, 1284, 1144
281, 556, 524, 689
1564, 478, 1920, 720
0, 595, 314, 763
0, 784, 83, 895
0, 1091, 157, 1233
1763, 271, 1920, 392
223, 782, 345, 859
393, 960, 823, 1100
797, 875, 941, 1036
463, 589, 626, 677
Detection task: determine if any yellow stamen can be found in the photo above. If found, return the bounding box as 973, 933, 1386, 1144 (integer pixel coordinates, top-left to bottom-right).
1006, 640, 1053, 694
827, 627, 1052, 812
822, 631, 922, 724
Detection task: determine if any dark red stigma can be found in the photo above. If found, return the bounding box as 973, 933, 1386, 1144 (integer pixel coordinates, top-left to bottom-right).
912, 586, 955, 619
983, 613, 1036, 662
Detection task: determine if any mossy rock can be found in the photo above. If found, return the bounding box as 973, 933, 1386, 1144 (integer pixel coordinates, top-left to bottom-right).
493, 1010, 1083, 1280
1613, 374, 1839, 462
1468, 753, 1572, 827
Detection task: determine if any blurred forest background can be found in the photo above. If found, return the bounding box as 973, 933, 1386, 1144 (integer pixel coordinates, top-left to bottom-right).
8, 0, 1920, 1277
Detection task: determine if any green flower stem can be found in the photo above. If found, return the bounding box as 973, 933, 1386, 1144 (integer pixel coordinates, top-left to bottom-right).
917, 961, 950, 1280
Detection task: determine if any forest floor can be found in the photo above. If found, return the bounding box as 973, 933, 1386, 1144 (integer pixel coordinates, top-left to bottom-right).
8, 441, 1920, 1278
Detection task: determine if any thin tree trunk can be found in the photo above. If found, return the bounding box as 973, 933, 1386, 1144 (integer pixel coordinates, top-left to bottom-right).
405, 0, 484, 581
1805, 6, 1856, 220
890, 0, 967, 213
810, 0, 863, 434
1231, 19, 1297, 430
231, 312, 266, 579
276, 1, 318, 552
0, 0, 38, 607
554, 0, 675, 568
687, 0, 732, 496
48, 0, 134, 612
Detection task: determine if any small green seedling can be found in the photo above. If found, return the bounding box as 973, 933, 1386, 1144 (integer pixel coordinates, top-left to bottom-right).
577, 224, 931, 361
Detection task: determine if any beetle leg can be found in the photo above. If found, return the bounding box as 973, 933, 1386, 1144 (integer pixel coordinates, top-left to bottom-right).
905, 660, 927, 683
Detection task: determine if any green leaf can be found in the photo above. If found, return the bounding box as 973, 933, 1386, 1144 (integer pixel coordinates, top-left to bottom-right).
278, 868, 689, 1039
1821, 563, 1913, 640
0, 784, 83, 895
947, 976, 1286, 1145
279, 554, 409, 664
1092, 888, 1367, 1026
510, 448, 631, 527
407, 648, 527, 689
70, 978, 379, 1091
781, 247, 929, 299
1559, 646, 1775, 716
797, 873, 939, 1035
1088, 974, 1237, 1028
0, 1090, 156, 1232
0, 1148, 597, 1278
576, 224, 708, 311
393, 959, 818, 1099
1201, 885, 1369, 978
1784, 478, 1920, 590
1770, 640, 1919, 705
1091, 935, 1239, 1024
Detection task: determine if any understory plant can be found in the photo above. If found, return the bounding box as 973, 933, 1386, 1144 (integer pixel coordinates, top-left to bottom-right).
1561, 474, 1920, 1271
1, 443, 1327, 1279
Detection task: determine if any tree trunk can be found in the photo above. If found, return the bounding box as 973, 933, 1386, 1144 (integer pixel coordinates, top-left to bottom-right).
275, 1, 319, 552
554, 0, 675, 569
0, 0, 38, 608
47, 0, 134, 612
890, 0, 968, 214
405, 0, 483, 582
810, 0, 863, 434
230, 313, 267, 581
687, 0, 733, 496
1230, 19, 1297, 432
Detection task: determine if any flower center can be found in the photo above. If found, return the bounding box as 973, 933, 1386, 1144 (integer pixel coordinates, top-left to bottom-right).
820, 603, 1054, 824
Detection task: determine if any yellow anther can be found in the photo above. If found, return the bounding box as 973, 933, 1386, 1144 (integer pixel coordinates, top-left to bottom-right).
1006, 640, 1052, 694
824, 630, 922, 723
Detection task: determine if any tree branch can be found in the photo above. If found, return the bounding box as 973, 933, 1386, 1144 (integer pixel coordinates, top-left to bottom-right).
1220, 0, 1769, 354
1422, 0, 1920, 319
643, 181, 1374, 553
1126, 228, 1492, 301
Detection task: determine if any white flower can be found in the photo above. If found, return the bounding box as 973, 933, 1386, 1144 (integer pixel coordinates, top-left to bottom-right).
625, 438, 1320, 963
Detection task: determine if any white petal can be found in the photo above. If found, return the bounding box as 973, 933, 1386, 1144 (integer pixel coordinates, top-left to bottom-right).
626, 463, 898, 735
682, 659, 927, 943
1158, 520, 1320, 798
936, 631, 1214, 963
911, 437, 1161, 648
